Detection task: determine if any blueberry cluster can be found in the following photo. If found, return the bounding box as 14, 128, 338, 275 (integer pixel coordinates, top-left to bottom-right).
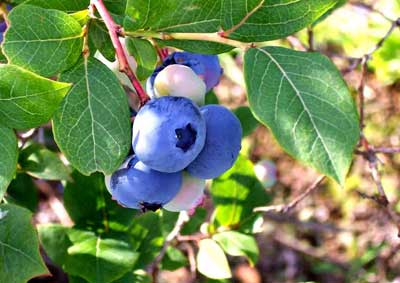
107, 52, 242, 212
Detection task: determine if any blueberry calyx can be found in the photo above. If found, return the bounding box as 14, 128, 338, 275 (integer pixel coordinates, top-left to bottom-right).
175, 123, 197, 152
140, 202, 163, 212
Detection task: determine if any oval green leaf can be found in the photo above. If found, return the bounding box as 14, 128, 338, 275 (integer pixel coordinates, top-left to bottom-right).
197, 239, 232, 279
222, 0, 339, 42
65, 229, 138, 283
19, 143, 71, 181
0, 126, 18, 200
0, 65, 71, 129
211, 155, 270, 227
3, 4, 83, 77
244, 47, 359, 185
213, 231, 259, 266
53, 57, 131, 175
0, 204, 48, 283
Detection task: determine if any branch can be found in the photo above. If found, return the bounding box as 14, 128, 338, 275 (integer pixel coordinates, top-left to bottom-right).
307, 27, 314, 51
90, 0, 150, 106
349, 1, 396, 22
124, 30, 255, 50
147, 212, 190, 280
254, 176, 325, 213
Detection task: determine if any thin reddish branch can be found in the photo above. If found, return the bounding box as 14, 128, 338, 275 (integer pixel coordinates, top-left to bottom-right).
254, 176, 325, 213
90, 0, 150, 106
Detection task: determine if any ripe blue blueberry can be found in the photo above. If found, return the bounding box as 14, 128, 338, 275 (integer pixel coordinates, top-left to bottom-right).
163, 172, 205, 212
147, 52, 223, 98
132, 96, 206, 173
0, 21, 6, 43
109, 155, 182, 211
187, 105, 242, 179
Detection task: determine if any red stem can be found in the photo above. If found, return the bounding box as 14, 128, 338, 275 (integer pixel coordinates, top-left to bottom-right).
91, 0, 150, 106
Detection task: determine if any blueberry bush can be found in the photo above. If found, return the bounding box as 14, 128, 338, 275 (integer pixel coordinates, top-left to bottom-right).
0, 0, 399, 282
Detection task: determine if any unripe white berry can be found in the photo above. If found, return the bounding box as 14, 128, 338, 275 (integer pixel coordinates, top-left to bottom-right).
154, 64, 206, 105
163, 172, 205, 212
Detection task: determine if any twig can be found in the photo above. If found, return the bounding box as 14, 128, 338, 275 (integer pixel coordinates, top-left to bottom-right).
176, 233, 208, 242
349, 1, 396, 22
34, 180, 73, 226
0, 3, 9, 26
365, 18, 400, 58
372, 147, 400, 154
90, 0, 149, 106
307, 27, 314, 51
124, 30, 255, 50
358, 55, 368, 130
254, 176, 325, 213
286, 36, 307, 51
180, 242, 197, 282
147, 211, 190, 282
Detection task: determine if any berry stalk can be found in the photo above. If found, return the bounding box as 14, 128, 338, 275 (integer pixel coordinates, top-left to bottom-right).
90, 0, 150, 106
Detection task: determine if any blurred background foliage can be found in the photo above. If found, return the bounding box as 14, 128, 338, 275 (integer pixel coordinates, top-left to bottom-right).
5, 0, 399, 282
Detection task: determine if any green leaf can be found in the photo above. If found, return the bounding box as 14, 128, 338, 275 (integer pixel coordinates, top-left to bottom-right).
221, 0, 339, 42
113, 270, 152, 283
24, 0, 90, 12
53, 57, 131, 175
197, 239, 231, 279
2, 4, 83, 77
0, 126, 17, 200
161, 246, 188, 271
6, 173, 39, 212
69, 276, 90, 283
233, 106, 259, 137
213, 231, 259, 265
156, 39, 233, 55
313, 0, 346, 26
181, 207, 207, 235
244, 47, 359, 185
19, 143, 71, 181
38, 224, 72, 267
89, 20, 115, 62
70, 10, 90, 26
104, 0, 127, 25
211, 155, 270, 227
128, 212, 163, 269
126, 37, 157, 81
124, 0, 221, 33
0, 204, 48, 283
65, 229, 138, 283
64, 171, 136, 231
0, 65, 71, 129
0, 50, 6, 64
124, 0, 338, 42
204, 91, 220, 105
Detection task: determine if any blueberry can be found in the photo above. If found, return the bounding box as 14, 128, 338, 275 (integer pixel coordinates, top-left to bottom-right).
0, 21, 6, 33
254, 159, 277, 188
173, 52, 223, 91
104, 155, 135, 194
153, 64, 206, 105
163, 172, 205, 212
187, 105, 242, 179
147, 52, 223, 98
132, 96, 206, 173
109, 156, 182, 211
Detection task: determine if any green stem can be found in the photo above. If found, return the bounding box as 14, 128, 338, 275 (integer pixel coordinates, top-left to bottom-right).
124, 30, 257, 50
